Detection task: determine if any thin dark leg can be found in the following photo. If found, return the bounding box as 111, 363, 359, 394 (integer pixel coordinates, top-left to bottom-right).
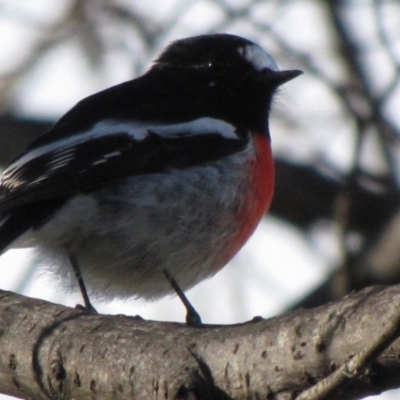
69, 254, 97, 313
162, 269, 202, 326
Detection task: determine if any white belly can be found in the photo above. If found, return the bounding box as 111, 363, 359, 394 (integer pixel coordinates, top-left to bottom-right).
31, 147, 254, 300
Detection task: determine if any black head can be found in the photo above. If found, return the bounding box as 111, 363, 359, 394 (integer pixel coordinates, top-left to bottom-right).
150, 34, 302, 130
52, 34, 302, 137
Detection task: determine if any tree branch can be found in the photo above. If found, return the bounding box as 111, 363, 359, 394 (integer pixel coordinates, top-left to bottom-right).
1, 286, 400, 399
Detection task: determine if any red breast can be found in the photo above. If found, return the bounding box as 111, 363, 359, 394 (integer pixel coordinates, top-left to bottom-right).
218, 133, 275, 268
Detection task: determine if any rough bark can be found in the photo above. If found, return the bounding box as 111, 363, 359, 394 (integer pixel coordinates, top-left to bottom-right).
1, 286, 400, 400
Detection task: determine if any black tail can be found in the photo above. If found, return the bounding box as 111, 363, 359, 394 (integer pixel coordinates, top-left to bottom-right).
0, 211, 32, 253
0, 199, 67, 254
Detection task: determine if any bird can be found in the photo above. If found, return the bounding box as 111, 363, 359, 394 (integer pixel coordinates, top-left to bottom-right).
0, 34, 301, 320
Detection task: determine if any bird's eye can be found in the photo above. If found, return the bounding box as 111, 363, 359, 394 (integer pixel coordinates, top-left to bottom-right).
204, 60, 222, 73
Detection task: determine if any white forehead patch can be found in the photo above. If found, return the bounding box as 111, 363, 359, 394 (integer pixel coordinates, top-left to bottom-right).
238, 44, 279, 72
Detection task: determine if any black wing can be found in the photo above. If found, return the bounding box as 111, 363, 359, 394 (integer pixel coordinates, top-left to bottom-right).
0, 119, 247, 214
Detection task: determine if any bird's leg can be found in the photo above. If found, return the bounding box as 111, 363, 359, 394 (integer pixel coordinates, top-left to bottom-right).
162, 269, 202, 326
69, 254, 97, 313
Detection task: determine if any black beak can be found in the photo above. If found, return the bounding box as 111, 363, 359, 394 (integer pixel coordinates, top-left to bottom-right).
264, 69, 303, 87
